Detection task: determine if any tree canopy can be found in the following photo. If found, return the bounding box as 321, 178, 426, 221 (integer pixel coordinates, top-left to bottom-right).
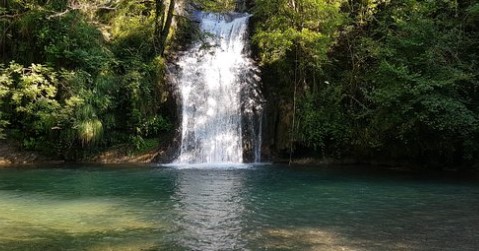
253, 0, 479, 168
1, 0, 174, 157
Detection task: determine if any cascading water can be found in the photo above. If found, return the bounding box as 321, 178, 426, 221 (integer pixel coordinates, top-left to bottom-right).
174, 11, 263, 164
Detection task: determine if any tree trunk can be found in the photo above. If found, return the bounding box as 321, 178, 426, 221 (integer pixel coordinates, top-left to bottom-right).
154, 0, 166, 54
158, 0, 175, 56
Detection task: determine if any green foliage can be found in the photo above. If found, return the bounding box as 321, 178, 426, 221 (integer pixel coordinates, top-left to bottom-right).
0, 62, 62, 134
109, 1, 155, 56
43, 14, 115, 72
137, 115, 171, 138
75, 119, 103, 145
357, 0, 479, 164
5, 0, 479, 168
128, 137, 160, 153
0, 0, 173, 158
0, 90, 7, 139
256, 0, 479, 167
0, 62, 72, 152
296, 93, 349, 152
253, 0, 345, 65
193, 0, 237, 12
253, 0, 348, 156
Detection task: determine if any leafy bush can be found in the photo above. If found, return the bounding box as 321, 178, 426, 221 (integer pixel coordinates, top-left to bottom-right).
137, 115, 171, 138
0, 0, 174, 158
255, 0, 479, 167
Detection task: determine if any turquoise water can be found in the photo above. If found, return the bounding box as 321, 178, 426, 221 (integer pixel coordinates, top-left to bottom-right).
0, 164, 478, 250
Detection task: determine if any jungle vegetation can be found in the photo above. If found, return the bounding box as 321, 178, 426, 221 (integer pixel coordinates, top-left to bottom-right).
0, 0, 176, 159
1, 0, 479, 168
253, 0, 479, 168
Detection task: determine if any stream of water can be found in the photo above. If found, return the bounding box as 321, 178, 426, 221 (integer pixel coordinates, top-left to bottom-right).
174, 12, 262, 164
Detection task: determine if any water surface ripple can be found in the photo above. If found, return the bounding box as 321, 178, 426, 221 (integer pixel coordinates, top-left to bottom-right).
0, 165, 478, 250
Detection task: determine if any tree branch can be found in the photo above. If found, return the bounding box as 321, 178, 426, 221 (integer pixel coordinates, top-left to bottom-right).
47, 9, 74, 19
0, 14, 19, 19
47, 1, 117, 19
97, 6, 117, 10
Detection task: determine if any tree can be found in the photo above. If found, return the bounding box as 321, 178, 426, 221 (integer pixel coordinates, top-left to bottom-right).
154, 0, 175, 55
253, 0, 346, 157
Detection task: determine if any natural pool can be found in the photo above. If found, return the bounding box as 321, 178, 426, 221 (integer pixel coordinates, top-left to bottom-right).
0, 164, 478, 251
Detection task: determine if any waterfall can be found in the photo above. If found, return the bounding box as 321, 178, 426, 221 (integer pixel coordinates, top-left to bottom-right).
174, 12, 263, 164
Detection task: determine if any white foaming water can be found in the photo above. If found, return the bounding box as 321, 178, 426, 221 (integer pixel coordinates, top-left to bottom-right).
174, 12, 262, 164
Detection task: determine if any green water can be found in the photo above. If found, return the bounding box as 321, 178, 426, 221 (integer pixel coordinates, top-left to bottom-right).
0, 164, 478, 251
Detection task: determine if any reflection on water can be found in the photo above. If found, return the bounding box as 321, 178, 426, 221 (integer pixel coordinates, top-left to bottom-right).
172, 169, 246, 250
0, 165, 478, 250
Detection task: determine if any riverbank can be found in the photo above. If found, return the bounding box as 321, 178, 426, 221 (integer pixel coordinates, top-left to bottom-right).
0, 140, 161, 168
0, 140, 54, 166
2, 139, 478, 175
271, 156, 479, 175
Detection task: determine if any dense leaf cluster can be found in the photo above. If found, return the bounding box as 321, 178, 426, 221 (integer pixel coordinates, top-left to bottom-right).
254, 0, 479, 168
0, 0, 172, 158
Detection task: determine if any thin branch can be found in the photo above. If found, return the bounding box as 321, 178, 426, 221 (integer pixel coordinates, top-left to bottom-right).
47, 9, 74, 19
47, 1, 117, 19
0, 14, 19, 19
137, 0, 154, 4
97, 6, 116, 10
